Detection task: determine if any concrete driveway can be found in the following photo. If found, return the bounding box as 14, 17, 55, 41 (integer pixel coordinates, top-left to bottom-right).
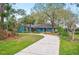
15, 34, 60, 55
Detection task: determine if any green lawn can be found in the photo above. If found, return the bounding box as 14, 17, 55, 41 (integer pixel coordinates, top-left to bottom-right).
0, 33, 43, 55
59, 34, 79, 55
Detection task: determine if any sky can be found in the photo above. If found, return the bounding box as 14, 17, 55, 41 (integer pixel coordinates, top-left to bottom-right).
65, 4, 79, 15
12, 3, 35, 14
12, 3, 79, 18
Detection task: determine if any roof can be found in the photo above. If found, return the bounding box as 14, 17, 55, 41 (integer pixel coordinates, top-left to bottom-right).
26, 24, 52, 28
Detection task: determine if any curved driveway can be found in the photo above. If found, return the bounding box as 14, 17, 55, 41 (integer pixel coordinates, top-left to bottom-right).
15, 34, 60, 55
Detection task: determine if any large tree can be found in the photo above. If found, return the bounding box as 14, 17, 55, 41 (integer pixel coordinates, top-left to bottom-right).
33, 3, 66, 32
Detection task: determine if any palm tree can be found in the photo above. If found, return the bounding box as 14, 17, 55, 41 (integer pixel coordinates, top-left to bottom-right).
0, 3, 5, 30
4, 4, 16, 31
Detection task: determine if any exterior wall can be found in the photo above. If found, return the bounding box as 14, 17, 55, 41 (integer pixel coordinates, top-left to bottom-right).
18, 25, 53, 33
46, 28, 52, 32
36, 28, 45, 32
18, 25, 26, 33
36, 28, 52, 32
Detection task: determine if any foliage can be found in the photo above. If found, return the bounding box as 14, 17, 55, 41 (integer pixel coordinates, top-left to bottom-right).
15, 9, 26, 16
57, 26, 68, 37
75, 28, 79, 34
33, 3, 65, 21
0, 3, 27, 39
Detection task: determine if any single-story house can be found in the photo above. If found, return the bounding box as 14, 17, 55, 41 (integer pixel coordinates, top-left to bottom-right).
26, 24, 53, 32
17, 24, 53, 33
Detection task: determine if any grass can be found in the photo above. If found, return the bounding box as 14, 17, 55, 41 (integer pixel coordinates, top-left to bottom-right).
59, 34, 79, 55
0, 33, 43, 55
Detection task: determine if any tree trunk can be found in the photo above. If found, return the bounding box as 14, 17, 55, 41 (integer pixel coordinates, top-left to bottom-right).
0, 3, 4, 30
68, 28, 75, 41
6, 16, 9, 31
51, 19, 55, 32
71, 30, 75, 41
1, 16, 4, 30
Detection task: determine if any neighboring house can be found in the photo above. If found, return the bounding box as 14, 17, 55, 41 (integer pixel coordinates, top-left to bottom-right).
26, 24, 53, 32
76, 24, 79, 29
75, 24, 79, 33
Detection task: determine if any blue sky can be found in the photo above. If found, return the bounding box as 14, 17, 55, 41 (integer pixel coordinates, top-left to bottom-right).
13, 3, 35, 14
12, 3, 79, 16
65, 4, 79, 15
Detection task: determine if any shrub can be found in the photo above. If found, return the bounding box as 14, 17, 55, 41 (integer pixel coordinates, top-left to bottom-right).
0, 34, 6, 40
75, 28, 79, 34
57, 26, 68, 37
0, 31, 6, 40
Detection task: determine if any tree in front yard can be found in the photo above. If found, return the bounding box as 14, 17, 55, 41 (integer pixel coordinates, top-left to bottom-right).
66, 16, 78, 41
33, 3, 65, 32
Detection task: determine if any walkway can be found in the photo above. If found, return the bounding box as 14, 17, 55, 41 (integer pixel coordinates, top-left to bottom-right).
15, 34, 60, 55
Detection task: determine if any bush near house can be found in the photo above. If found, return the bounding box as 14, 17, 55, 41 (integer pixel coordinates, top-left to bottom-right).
75, 28, 79, 34
57, 26, 69, 37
